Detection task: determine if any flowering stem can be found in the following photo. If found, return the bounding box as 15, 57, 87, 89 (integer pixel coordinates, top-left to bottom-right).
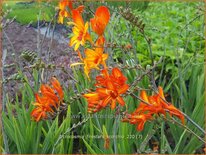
139, 129, 156, 153
131, 90, 205, 143
129, 92, 152, 106
182, 113, 206, 135
52, 117, 89, 154
163, 116, 205, 143
142, 31, 157, 90
129, 57, 162, 91
130, 91, 206, 136
151, 87, 206, 135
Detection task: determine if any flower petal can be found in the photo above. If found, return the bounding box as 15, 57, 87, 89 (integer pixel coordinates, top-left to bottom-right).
140, 90, 149, 103
158, 86, 165, 100
72, 9, 84, 28
118, 84, 129, 94
116, 96, 125, 106
111, 99, 116, 110
102, 96, 111, 107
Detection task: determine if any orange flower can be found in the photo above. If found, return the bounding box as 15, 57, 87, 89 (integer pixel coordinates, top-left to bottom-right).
83, 68, 129, 112
96, 83, 128, 110
58, 0, 84, 24
95, 68, 127, 89
31, 77, 64, 122
51, 77, 64, 102
94, 68, 128, 110
83, 47, 108, 78
95, 36, 105, 47
135, 90, 166, 116
123, 86, 184, 131
157, 87, 185, 124
71, 39, 108, 78
31, 94, 54, 122
58, 0, 73, 24
123, 113, 153, 131
90, 6, 110, 36
138, 87, 184, 123
39, 85, 58, 106
31, 107, 48, 122
83, 93, 104, 113
96, 68, 129, 109
110, 68, 128, 88
95, 69, 110, 87
69, 9, 92, 51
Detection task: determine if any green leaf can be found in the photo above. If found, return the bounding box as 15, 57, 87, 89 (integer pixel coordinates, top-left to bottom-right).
82, 138, 97, 154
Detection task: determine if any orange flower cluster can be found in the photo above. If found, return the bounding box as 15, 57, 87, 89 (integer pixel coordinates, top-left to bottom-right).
58, 1, 111, 78
58, 0, 84, 24
31, 77, 64, 122
69, 6, 110, 51
123, 87, 184, 131
56, 1, 185, 133
84, 68, 129, 113
58, 2, 130, 113
70, 6, 110, 77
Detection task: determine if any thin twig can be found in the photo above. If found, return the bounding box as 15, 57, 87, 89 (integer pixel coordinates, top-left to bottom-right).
181, 13, 203, 30
48, 88, 94, 120
164, 116, 205, 143
129, 92, 152, 106
142, 32, 157, 90
52, 117, 89, 154
24, 62, 78, 83
129, 57, 162, 91
182, 113, 206, 135
3, 30, 21, 69
138, 129, 156, 153
37, 10, 42, 58
48, 12, 58, 63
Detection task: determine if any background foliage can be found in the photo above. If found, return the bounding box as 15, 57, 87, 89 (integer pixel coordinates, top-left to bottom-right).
2, 1, 205, 154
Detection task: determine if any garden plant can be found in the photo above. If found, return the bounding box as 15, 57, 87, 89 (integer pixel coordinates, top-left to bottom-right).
1, 0, 205, 154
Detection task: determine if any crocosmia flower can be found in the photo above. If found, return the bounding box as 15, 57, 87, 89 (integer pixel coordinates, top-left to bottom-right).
83, 68, 129, 112
31, 94, 54, 122
83, 93, 104, 113
96, 82, 128, 110
69, 9, 92, 51
58, 0, 73, 24
83, 47, 108, 78
90, 6, 110, 36
58, 0, 84, 24
123, 86, 184, 131
70, 37, 108, 79
31, 77, 64, 122
122, 113, 153, 131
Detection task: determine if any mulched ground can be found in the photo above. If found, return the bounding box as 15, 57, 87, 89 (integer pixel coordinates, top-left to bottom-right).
3, 21, 79, 98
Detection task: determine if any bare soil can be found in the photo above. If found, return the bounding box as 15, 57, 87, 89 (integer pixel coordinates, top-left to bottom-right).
3, 21, 79, 98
